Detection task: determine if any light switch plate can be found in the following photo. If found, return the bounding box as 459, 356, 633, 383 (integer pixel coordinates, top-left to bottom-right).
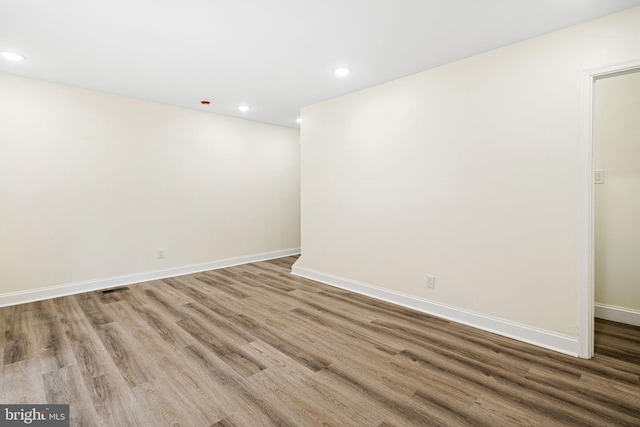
594, 170, 604, 184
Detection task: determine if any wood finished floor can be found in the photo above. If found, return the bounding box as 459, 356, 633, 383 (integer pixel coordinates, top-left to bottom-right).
2, 256, 640, 426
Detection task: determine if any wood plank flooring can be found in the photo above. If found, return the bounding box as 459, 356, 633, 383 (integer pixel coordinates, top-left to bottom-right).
2, 256, 640, 426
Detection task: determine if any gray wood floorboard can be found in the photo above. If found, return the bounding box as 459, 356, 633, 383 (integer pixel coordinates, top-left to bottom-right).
2, 256, 640, 426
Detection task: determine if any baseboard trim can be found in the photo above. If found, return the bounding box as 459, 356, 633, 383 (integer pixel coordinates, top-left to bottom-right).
291, 265, 578, 357
0, 248, 301, 308
595, 303, 640, 327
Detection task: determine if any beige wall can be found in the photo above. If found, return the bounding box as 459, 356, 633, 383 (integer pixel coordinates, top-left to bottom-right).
0, 73, 300, 294
594, 70, 640, 312
296, 6, 640, 337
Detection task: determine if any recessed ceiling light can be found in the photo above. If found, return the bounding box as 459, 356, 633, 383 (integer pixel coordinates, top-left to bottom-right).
0, 51, 25, 61
333, 67, 351, 77
238, 105, 251, 112
296, 118, 302, 123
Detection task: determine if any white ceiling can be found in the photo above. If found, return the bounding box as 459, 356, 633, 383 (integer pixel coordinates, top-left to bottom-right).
2, 0, 640, 128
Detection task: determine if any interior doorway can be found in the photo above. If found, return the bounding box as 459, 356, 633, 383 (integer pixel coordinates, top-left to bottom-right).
593, 69, 640, 326
578, 58, 640, 359
592, 68, 640, 362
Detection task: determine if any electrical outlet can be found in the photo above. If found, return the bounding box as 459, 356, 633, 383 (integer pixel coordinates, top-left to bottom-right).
427, 275, 435, 289
157, 249, 166, 259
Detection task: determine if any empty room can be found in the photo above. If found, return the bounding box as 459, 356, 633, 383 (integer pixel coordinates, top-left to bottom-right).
2, 1, 640, 425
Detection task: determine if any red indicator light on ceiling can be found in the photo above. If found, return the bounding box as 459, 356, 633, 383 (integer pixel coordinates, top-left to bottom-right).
200, 99, 211, 105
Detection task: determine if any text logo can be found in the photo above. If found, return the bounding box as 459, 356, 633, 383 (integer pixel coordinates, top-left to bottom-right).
1, 405, 69, 426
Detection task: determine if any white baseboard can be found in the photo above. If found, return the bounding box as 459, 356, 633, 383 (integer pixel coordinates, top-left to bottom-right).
0, 248, 301, 308
595, 303, 640, 327
291, 265, 578, 357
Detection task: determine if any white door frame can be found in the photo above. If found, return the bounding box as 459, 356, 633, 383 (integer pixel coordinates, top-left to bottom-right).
578, 57, 640, 359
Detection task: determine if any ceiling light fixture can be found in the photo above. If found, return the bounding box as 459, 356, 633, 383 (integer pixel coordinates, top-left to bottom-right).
296, 118, 302, 123
0, 51, 25, 61
333, 67, 351, 77
238, 105, 251, 112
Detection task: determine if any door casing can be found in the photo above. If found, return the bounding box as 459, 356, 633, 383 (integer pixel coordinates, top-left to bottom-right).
577, 57, 640, 358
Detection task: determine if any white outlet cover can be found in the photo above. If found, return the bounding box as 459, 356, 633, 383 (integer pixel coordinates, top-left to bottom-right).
427, 275, 436, 289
